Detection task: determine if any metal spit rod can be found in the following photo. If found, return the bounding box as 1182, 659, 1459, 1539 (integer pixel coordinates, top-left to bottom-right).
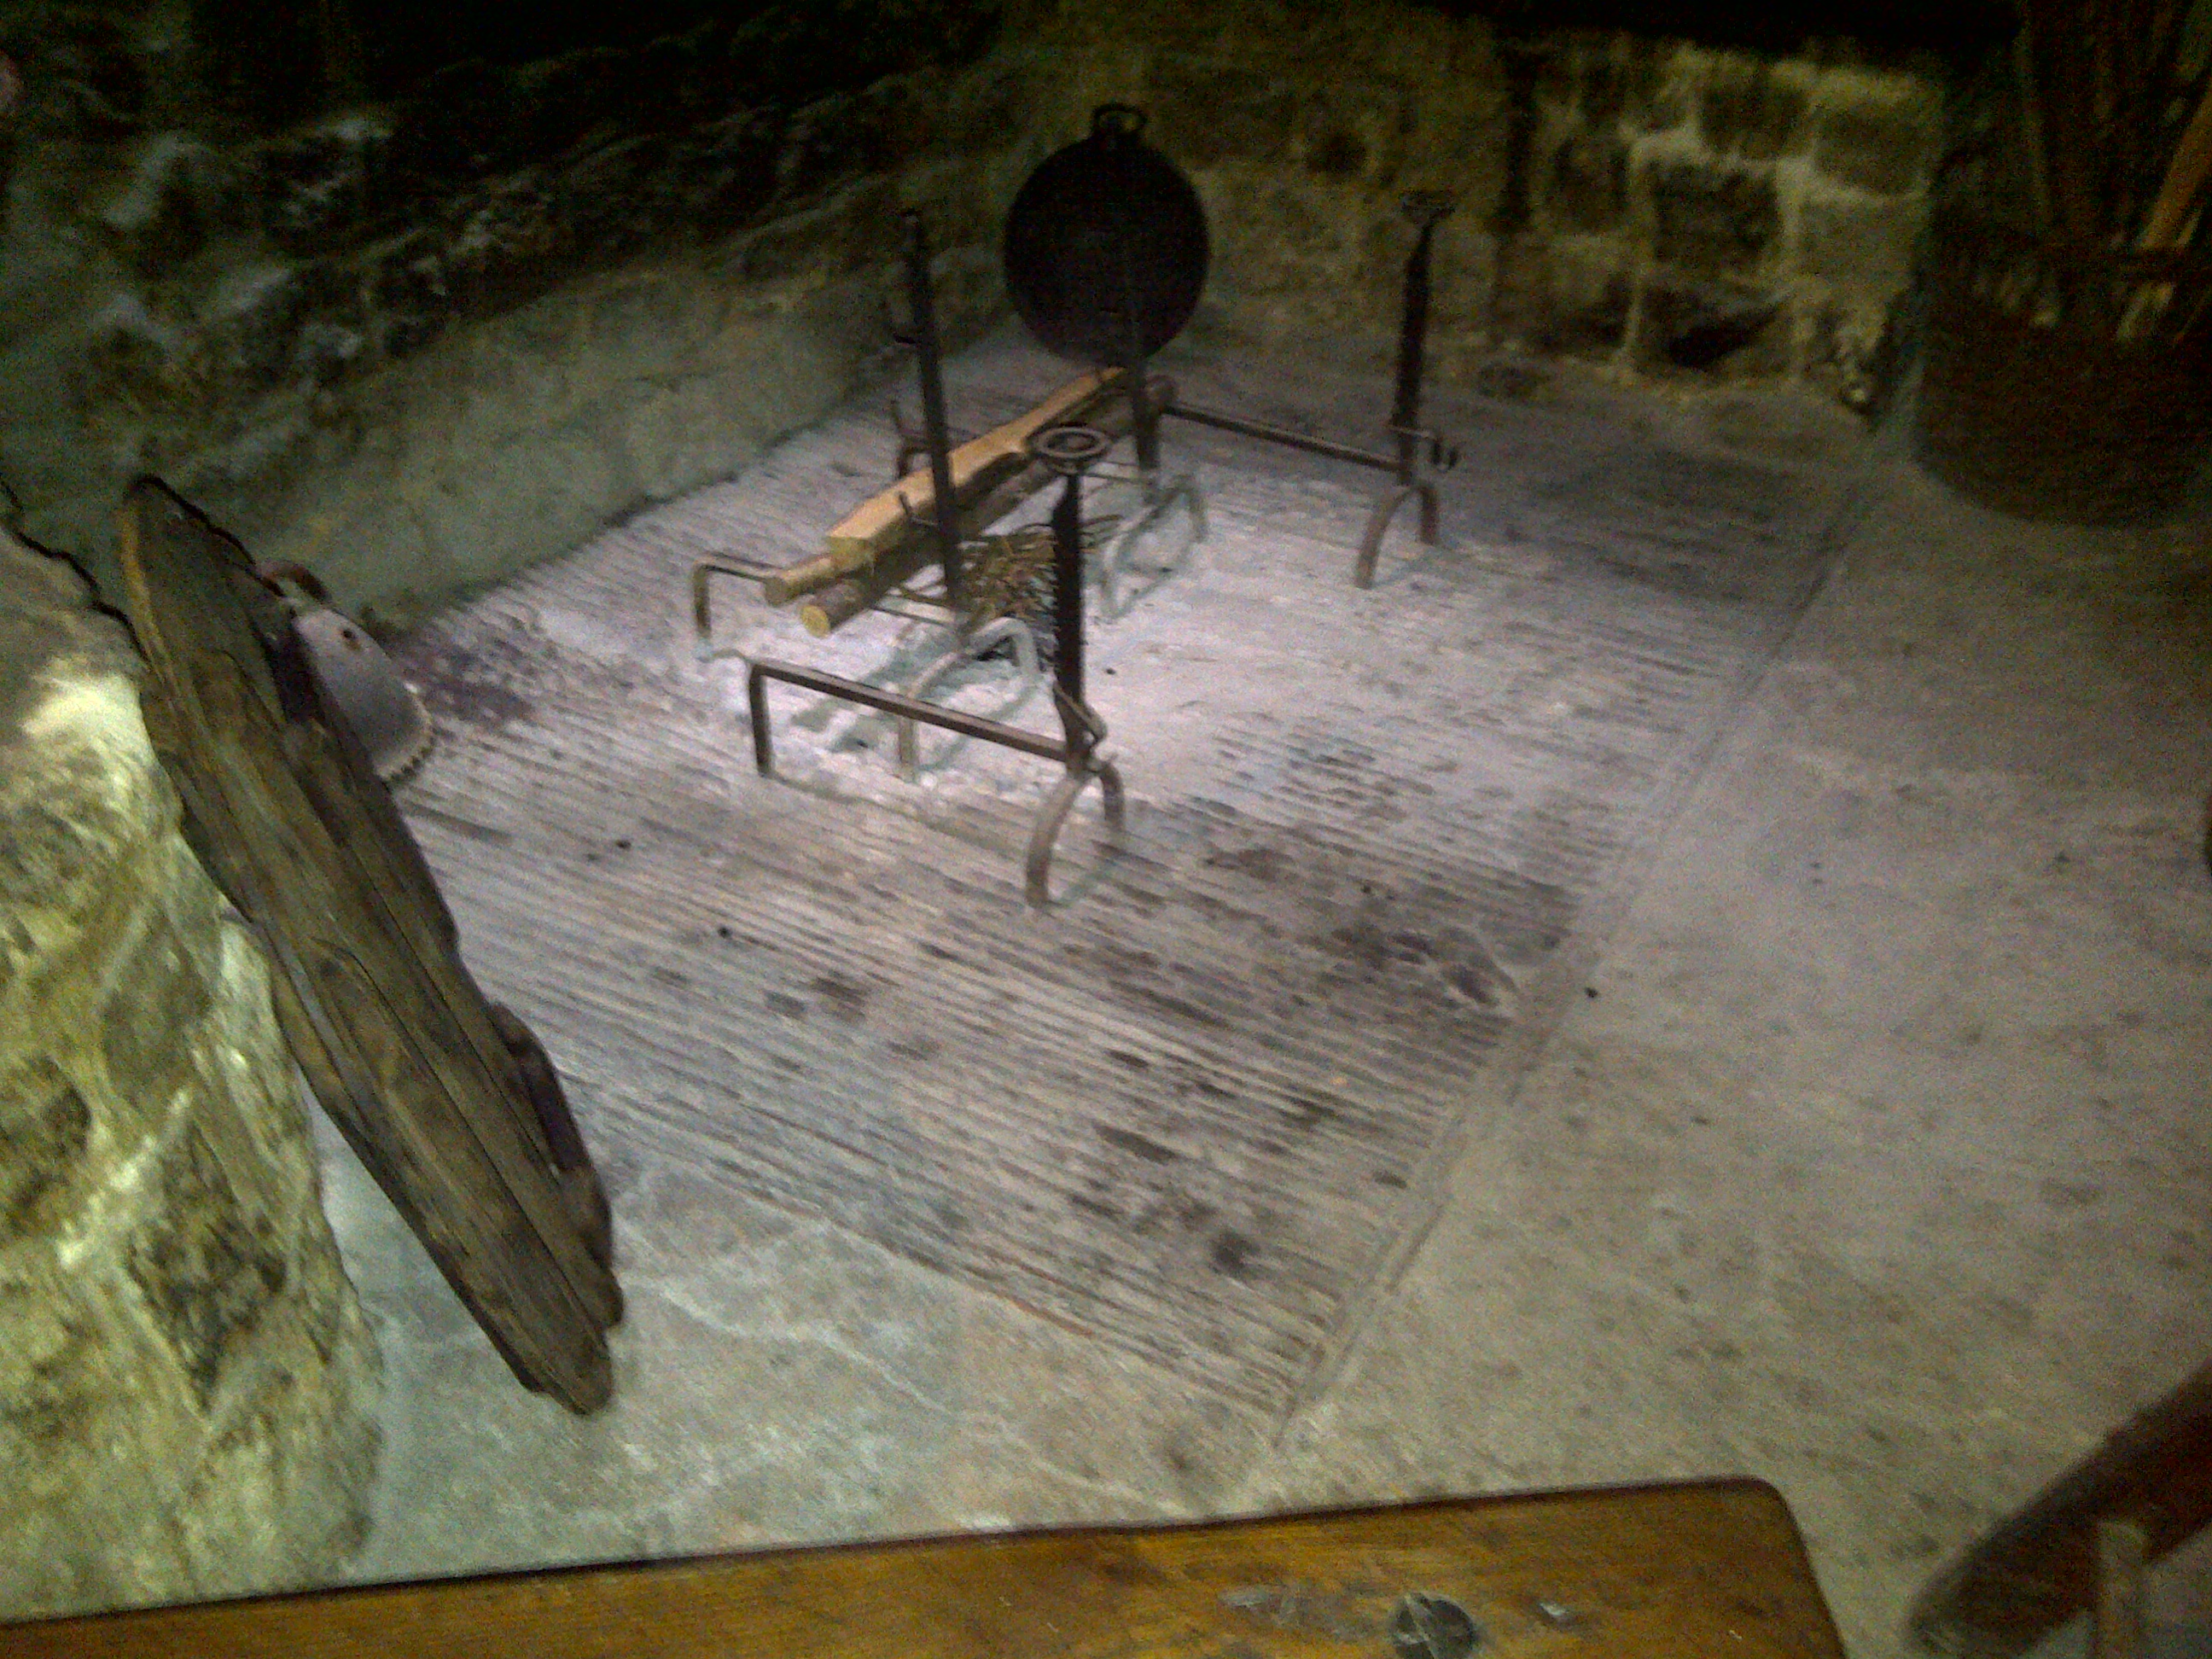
1156, 400, 1399, 471
899, 210, 962, 597
1154, 190, 1458, 483
746, 659, 1067, 771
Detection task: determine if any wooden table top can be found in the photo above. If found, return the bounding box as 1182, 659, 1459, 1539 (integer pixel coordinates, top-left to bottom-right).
0, 1478, 1842, 1659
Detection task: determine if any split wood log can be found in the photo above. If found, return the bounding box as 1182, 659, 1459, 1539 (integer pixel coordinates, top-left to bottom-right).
762, 369, 1122, 606
799, 458, 1057, 635
795, 374, 1164, 636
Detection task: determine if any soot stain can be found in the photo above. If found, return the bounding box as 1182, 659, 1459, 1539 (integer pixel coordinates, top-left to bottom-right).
1096, 1124, 1179, 1164
1209, 1229, 1258, 1279
392, 625, 539, 731
1207, 843, 1289, 882
811, 973, 870, 1022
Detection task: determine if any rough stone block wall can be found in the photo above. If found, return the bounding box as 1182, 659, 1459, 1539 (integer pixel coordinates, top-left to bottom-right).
0, 0, 1951, 626
0, 527, 381, 1619
0, 0, 1037, 626
1037, 1, 1945, 406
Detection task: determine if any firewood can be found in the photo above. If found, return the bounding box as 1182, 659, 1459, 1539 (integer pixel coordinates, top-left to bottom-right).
2137, 75, 2212, 249
761, 370, 1121, 605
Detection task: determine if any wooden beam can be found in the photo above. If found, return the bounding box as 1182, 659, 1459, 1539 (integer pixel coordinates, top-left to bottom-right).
0, 1481, 1842, 1659
762, 370, 1121, 607
796, 457, 1058, 635
784, 372, 1155, 636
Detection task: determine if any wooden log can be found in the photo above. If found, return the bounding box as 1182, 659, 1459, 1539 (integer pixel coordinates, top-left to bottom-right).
793, 374, 1165, 635
800, 546, 931, 637
762, 369, 1121, 606
0, 1480, 1843, 1659
799, 457, 1056, 635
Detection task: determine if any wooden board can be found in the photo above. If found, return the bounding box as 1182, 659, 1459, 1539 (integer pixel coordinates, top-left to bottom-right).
114, 480, 621, 1414
761, 368, 1121, 604
1909, 1359, 2212, 1658
0, 1480, 1843, 1659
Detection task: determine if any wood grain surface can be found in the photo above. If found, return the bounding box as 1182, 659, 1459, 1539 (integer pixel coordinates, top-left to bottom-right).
115, 480, 622, 1412
0, 1481, 1842, 1659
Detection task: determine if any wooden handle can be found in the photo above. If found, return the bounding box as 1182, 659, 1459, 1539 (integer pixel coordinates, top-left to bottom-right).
2138, 76, 2212, 248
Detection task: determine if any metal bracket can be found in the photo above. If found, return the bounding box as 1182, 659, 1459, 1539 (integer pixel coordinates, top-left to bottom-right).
894, 615, 1043, 782
745, 656, 1122, 909
690, 556, 783, 661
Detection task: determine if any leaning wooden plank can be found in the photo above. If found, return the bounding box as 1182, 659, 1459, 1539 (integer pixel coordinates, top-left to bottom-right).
761, 368, 1121, 605
115, 480, 621, 1413
195, 630, 617, 1406
0, 1481, 1843, 1659
282, 702, 617, 1280
278, 711, 620, 1320
275, 626, 462, 953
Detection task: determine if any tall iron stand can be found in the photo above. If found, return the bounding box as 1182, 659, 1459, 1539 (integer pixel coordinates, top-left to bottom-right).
895, 209, 964, 597
1024, 423, 1126, 900
1154, 190, 1460, 588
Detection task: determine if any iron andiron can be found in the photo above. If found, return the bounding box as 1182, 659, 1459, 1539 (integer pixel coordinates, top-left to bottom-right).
745, 420, 1126, 909
1151, 189, 1461, 588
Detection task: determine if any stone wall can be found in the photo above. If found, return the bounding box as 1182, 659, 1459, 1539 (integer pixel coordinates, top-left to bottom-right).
0, 527, 381, 1619
1037, 0, 1946, 408
0, 0, 1953, 627
0, 0, 1034, 627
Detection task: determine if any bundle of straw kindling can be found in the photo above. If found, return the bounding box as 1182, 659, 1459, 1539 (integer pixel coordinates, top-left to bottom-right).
2017, 0, 2212, 246
2011, 0, 2212, 335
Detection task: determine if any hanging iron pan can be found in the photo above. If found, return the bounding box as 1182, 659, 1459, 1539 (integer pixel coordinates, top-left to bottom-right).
1004, 103, 1209, 367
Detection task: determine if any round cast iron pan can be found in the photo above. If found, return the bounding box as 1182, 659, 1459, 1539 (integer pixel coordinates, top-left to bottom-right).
1003, 103, 1209, 366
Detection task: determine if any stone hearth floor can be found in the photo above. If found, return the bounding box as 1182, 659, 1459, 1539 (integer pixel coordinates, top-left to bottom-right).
309, 343, 2212, 1659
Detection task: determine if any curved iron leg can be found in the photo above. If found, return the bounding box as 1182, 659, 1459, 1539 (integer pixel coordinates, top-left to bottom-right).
895, 616, 1040, 782
1024, 758, 1125, 908
1355, 484, 1420, 589
1101, 469, 1206, 620
693, 561, 753, 660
